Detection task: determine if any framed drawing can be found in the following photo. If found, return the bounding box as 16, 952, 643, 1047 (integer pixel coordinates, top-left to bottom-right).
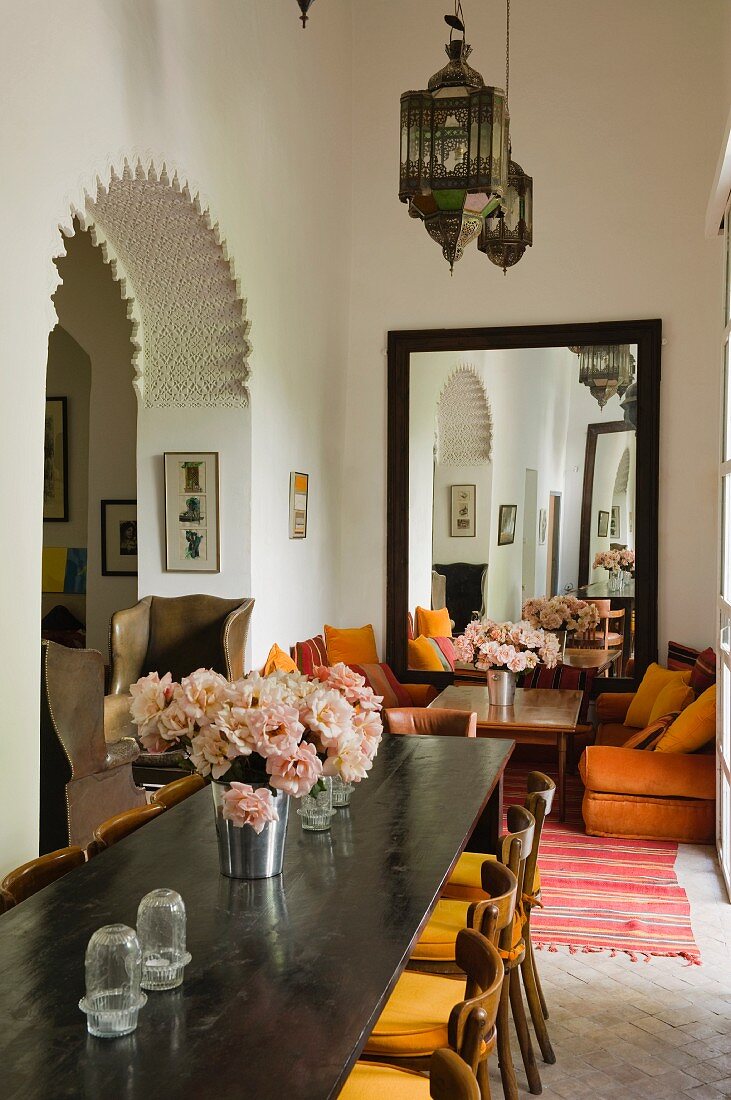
44, 396, 68, 521
101, 500, 138, 576
290, 472, 309, 538
497, 504, 517, 546
450, 484, 476, 537
610, 505, 620, 539
597, 510, 610, 538
164, 452, 220, 572
538, 508, 547, 546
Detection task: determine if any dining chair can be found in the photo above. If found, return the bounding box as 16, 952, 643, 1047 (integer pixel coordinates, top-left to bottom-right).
570, 600, 625, 651
1, 846, 86, 905
87, 803, 164, 857
519, 774, 556, 1066
341, 1025, 483, 1100
385, 708, 477, 737
151, 773, 207, 809
360, 928, 504, 1099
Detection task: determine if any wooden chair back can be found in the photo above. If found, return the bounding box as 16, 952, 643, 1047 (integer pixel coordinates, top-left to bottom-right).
524, 772, 555, 898
466, 861, 518, 944
151, 773, 206, 809
430, 1045, 481, 1100
449, 929, 504, 1070
493, 805, 535, 958
0, 888, 15, 914
90, 803, 164, 855
1, 846, 85, 905
577, 600, 625, 648
385, 708, 477, 737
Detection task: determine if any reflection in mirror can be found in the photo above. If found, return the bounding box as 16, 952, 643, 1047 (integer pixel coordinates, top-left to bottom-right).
407, 344, 637, 676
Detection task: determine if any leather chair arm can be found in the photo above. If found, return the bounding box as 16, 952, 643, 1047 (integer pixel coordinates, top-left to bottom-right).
222, 598, 255, 680
401, 683, 439, 707
579, 745, 715, 801
104, 737, 140, 771
109, 599, 152, 694
595, 692, 635, 723
103, 693, 136, 744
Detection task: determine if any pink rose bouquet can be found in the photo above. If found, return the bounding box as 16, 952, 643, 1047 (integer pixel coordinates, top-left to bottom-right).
129, 663, 383, 830
618, 548, 635, 573
593, 549, 622, 573
453, 618, 559, 673
522, 596, 599, 634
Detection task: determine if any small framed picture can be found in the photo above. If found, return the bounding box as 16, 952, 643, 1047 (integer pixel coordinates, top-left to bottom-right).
498, 504, 517, 546
290, 472, 309, 539
450, 484, 476, 537
597, 510, 610, 538
44, 396, 68, 522
101, 500, 138, 576
610, 505, 620, 539
164, 452, 220, 571
538, 508, 547, 546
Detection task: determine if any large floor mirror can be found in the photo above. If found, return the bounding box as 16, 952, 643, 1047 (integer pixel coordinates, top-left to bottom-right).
387, 321, 660, 690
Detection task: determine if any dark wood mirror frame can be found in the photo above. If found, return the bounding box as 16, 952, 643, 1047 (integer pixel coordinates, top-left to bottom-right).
386, 319, 661, 692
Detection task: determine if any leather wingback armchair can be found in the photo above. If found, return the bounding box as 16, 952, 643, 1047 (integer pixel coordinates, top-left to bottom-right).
41, 641, 145, 854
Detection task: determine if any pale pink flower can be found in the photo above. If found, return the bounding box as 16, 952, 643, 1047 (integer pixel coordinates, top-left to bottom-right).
178, 668, 231, 726
189, 725, 235, 780
267, 740, 323, 797
300, 687, 355, 749
314, 663, 383, 712
222, 782, 279, 833
157, 698, 196, 741
323, 736, 372, 783
129, 671, 174, 739
354, 708, 383, 751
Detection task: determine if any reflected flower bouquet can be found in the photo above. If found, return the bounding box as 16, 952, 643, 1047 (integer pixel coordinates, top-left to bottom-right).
454, 619, 560, 673
522, 596, 600, 634
618, 548, 635, 573
594, 550, 622, 573
129, 664, 383, 831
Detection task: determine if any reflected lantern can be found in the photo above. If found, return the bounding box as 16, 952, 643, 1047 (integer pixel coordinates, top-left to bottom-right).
297, 0, 316, 26
570, 345, 635, 410
479, 155, 533, 271
399, 19, 509, 271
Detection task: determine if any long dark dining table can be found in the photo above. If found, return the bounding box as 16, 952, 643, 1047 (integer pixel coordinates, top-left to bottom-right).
0, 732, 513, 1100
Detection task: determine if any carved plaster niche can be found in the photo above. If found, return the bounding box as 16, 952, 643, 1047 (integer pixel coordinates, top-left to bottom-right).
435, 364, 493, 466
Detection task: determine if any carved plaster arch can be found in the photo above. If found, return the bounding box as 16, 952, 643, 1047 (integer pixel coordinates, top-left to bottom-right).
435, 364, 493, 466
52, 157, 251, 408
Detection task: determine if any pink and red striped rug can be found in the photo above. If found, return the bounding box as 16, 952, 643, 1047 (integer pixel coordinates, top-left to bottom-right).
504, 764, 701, 964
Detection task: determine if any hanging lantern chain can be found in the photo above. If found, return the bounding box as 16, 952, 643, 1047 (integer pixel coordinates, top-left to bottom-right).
505, 0, 510, 107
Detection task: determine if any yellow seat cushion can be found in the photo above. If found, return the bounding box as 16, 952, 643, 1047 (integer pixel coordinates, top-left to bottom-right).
262, 643, 298, 676
365, 970, 458, 1057
443, 852, 541, 905
624, 664, 692, 729
415, 606, 452, 639
407, 636, 445, 672
340, 1062, 429, 1100
648, 680, 695, 725
655, 684, 717, 754
412, 891, 523, 963
324, 624, 379, 665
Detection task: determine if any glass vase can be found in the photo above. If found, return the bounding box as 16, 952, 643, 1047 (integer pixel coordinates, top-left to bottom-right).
79, 924, 147, 1038
137, 889, 192, 991
607, 568, 622, 592
297, 776, 335, 831
332, 775, 355, 808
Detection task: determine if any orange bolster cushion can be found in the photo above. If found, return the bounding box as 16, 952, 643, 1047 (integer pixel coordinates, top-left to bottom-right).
324, 624, 379, 665
579, 745, 715, 801
415, 606, 453, 639
407, 635, 446, 671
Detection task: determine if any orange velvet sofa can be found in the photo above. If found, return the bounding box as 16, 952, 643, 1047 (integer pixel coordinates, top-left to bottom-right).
579, 692, 715, 844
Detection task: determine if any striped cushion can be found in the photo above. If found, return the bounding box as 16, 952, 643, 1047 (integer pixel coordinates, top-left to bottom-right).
407, 612, 415, 641
622, 712, 678, 751
666, 641, 716, 695
348, 663, 413, 709
666, 641, 699, 671
290, 635, 328, 676
429, 636, 456, 671
518, 665, 596, 724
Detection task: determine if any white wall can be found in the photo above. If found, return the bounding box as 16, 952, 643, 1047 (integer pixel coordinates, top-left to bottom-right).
0, 0, 353, 873
590, 430, 637, 582
342, 0, 727, 663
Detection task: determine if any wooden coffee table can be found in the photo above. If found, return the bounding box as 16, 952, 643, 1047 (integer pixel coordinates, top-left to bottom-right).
429, 685, 583, 821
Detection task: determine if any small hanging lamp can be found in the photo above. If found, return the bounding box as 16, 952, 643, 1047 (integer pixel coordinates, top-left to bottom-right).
297, 0, 316, 27
399, 2, 509, 272
479, 0, 533, 272
570, 345, 635, 410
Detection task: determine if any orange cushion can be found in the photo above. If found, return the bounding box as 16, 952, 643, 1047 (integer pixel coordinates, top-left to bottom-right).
648, 681, 695, 725
262, 643, 297, 676
624, 664, 692, 729
415, 606, 452, 639
340, 1062, 429, 1100
443, 851, 541, 904
365, 970, 456, 1057
407, 636, 445, 672
655, 685, 716, 754
412, 892, 522, 962
324, 624, 379, 665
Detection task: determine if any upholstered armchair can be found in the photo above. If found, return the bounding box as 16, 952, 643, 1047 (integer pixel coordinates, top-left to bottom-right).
105, 595, 255, 773
40, 641, 145, 854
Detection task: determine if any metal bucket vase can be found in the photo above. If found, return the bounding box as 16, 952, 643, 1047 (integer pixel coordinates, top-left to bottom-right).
486, 669, 517, 707
211, 782, 289, 880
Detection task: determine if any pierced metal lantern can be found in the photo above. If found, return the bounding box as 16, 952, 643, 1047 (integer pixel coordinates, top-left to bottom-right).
479, 155, 533, 272
571, 345, 635, 409
400, 35, 509, 271
297, 0, 316, 26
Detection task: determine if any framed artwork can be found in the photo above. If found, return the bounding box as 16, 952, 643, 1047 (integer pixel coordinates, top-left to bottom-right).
629, 510, 634, 534
610, 505, 620, 539
43, 396, 68, 521
450, 484, 476, 537
101, 500, 138, 576
497, 504, 517, 546
290, 472, 309, 539
164, 452, 220, 572
538, 508, 547, 546
597, 510, 610, 538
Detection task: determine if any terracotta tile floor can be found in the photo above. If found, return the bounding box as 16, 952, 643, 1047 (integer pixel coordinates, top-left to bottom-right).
493, 844, 731, 1098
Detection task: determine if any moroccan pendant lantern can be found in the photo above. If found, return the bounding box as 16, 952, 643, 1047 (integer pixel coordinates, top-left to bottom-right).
399, 4, 509, 272
479, 154, 533, 271
297, 0, 316, 27
570, 345, 635, 410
